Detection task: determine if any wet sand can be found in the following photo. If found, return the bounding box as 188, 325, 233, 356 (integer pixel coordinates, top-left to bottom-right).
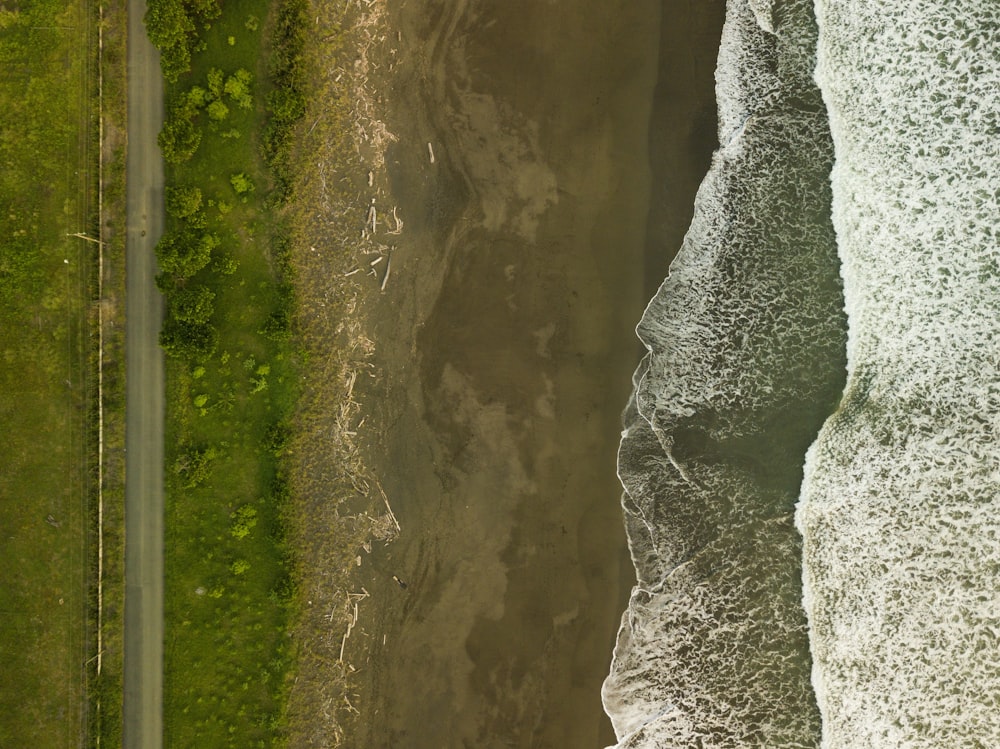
346, 2, 724, 747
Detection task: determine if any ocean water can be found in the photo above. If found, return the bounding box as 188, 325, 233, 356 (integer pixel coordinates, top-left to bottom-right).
797, 1, 1000, 746
605, 0, 1000, 746
602, 0, 847, 745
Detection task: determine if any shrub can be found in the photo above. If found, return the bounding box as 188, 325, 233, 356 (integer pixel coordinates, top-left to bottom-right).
207, 67, 224, 99
267, 87, 304, 124
263, 423, 291, 457
207, 99, 229, 121
230, 505, 258, 539
155, 228, 218, 279
173, 444, 218, 488
187, 85, 209, 108
170, 285, 215, 325
185, 0, 221, 21
259, 309, 291, 341
230, 173, 255, 195
270, 235, 292, 272
165, 185, 203, 218
144, 0, 195, 81
160, 317, 219, 361
268, 573, 295, 606
224, 69, 253, 110
213, 254, 239, 275
159, 99, 202, 163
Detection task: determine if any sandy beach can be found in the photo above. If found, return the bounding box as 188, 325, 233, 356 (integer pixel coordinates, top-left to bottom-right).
308, 1, 725, 746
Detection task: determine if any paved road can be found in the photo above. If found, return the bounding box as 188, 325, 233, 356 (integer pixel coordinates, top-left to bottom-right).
122, 0, 165, 746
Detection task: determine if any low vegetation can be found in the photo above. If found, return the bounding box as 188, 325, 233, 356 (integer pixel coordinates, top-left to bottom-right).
145, 0, 308, 744
0, 0, 102, 746
147, 0, 401, 744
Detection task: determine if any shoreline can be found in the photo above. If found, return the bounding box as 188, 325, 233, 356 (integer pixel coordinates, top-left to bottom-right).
349, 1, 659, 745
643, 1, 726, 300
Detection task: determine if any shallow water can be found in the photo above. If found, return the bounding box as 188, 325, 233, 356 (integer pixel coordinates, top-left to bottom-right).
603, 0, 847, 745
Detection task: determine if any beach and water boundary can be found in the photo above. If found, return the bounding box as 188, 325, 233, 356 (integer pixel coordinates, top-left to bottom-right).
298, 1, 726, 746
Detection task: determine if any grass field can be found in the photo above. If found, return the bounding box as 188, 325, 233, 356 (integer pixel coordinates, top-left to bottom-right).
0, 0, 100, 745
152, 1, 304, 745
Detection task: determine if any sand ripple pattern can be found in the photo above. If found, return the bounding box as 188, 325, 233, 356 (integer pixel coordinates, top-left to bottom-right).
602, 0, 846, 745
797, 2, 1000, 746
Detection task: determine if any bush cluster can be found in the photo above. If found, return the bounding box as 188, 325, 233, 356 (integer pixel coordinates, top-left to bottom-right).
144, 0, 221, 82
149, 2, 309, 743
156, 184, 221, 360
155, 65, 259, 361
262, 0, 309, 202
159, 68, 255, 165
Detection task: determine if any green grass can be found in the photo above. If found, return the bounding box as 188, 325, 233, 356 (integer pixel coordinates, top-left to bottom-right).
156, 2, 303, 745
0, 0, 100, 746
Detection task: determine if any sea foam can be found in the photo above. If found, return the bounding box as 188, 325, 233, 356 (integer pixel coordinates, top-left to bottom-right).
797, 2, 1000, 746
602, 0, 846, 745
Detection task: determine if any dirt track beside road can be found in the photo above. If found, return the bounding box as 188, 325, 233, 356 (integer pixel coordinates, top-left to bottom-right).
122, 1, 165, 746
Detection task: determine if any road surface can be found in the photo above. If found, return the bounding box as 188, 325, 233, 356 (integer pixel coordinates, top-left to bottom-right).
122, 0, 165, 746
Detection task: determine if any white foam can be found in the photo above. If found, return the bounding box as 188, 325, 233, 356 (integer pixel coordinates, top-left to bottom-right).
603, 0, 845, 745
745, 0, 775, 34
797, 1, 1000, 745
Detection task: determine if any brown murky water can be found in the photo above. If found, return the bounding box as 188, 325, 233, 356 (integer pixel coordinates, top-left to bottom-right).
349, 2, 723, 747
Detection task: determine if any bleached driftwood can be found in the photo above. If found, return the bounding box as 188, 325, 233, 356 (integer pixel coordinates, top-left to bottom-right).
375, 478, 400, 531
427, 142, 435, 164
387, 206, 403, 235
380, 256, 391, 292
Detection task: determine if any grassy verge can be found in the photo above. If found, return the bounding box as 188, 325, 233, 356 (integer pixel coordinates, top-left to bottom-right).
89, 0, 129, 745
0, 0, 99, 745
146, 0, 303, 744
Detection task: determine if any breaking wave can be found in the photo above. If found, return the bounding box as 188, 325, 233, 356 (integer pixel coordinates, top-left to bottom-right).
797, 2, 1000, 746
604, 0, 1000, 745
602, 0, 846, 745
